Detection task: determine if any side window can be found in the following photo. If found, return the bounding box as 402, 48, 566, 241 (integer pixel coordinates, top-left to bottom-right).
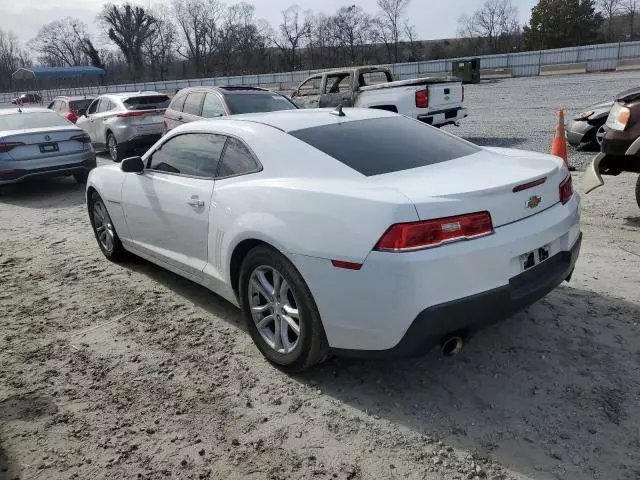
217, 137, 260, 178
297, 76, 322, 96
323, 74, 352, 94
169, 93, 187, 112
183, 92, 205, 116
360, 71, 390, 87
201, 93, 226, 118
148, 133, 226, 177
97, 99, 115, 113
87, 99, 99, 115
60, 101, 69, 112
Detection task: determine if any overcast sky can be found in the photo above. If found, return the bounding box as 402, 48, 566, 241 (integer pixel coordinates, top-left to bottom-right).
0, 0, 539, 47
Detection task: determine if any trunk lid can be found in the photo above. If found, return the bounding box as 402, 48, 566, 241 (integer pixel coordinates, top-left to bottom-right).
2, 126, 90, 161
370, 147, 567, 227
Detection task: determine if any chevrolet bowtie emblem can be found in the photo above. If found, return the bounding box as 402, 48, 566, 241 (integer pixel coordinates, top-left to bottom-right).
526, 195, 542, 209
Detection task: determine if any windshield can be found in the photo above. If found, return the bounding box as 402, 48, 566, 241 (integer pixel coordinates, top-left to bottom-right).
123, 95, 170, 111
289, 116, 479, 176
0, 111, 71, 131
69, 99, 93, 112
225, 93, 298, 114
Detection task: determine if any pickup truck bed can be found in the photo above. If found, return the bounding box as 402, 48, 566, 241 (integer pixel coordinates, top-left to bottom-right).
291, 67, 467, 127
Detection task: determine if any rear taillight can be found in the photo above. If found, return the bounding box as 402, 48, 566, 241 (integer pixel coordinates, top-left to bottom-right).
415, 89, 429, 109
71, 133, 92, 143
375, 212, 493, 252
559, 174, 573, 204
117, 111, 148, 118
65, 111, 78, 123
0, 142, 25, 153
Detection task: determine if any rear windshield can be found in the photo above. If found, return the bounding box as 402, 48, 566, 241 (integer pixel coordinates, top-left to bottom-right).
0, 111, 71, 130
289, 116, 479, 176
69, 99, 92, 111
124, 95, 170, 111
225, 93, 298, 114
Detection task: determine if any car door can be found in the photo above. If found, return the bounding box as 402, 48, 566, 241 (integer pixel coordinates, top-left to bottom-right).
121, 132, 226, 277
319, 73, 354, 108
78, 98, 100, 141
292, 75, 322, 109
92, 98, 116, 146
164, 92, 187, 133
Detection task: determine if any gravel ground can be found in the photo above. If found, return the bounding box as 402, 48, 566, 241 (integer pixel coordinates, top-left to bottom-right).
445, 70, 640, 170
1, 72, 640, 480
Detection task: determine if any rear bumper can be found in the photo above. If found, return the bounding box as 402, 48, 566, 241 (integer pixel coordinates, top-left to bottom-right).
339, 233, 581, 358
418, 107, 468, 126
120, 134, 162, 153
0, 155, 96, 185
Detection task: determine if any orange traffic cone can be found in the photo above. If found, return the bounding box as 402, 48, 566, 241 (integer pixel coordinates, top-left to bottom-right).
551, 109, 574, 170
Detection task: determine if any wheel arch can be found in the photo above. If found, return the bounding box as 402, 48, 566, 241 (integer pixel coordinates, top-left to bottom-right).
229, 238, 280, 297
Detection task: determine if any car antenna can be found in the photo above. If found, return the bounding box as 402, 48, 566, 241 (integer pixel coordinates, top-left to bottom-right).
330, 103, 346, 117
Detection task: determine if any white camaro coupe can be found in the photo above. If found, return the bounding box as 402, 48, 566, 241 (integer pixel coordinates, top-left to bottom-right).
86, 108, 581, 372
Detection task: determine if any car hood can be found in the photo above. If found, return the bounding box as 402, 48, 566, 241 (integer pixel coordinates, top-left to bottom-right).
616, 86, 640, 103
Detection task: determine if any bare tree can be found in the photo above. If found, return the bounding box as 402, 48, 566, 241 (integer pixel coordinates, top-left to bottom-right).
29, 18, 88, 67
144, 6, 177, 80
172, 0, 223, 76
0, 28, 30, 91
599, 0, 621, 40
273, 5, 311, 70
458, 0, 519, 53
333, 5, 371, 66
621, 0, 638, 38
100, 3, 158, 77
376, 0, 411, 62
404, 21, 420, 61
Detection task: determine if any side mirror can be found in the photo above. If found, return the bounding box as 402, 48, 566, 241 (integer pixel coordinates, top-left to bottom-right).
291, 91, 298, 98
121, 156, 144, 173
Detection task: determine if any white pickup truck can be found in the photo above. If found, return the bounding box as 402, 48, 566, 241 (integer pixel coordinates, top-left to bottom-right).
291, 66, 467, 127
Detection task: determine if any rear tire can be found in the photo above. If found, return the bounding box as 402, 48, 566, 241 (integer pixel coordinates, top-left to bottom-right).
89, 191, 126, 262
74, 171, 89, 184
107, 133, 125, 163
239, 246, 329, 373
635, 174, 640, 209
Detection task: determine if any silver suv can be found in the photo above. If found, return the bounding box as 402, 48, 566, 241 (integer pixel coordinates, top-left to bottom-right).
77, 91, 170, 162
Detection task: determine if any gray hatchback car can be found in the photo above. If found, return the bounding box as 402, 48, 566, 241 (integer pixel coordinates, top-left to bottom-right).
76, 91, 170, 162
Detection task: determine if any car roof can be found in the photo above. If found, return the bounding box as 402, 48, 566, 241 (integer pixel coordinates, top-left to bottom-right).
53, 96, 94, 101
219, 107, 398, 133
0, 107, 52, 116
101, 91, 165, 100
176, 86, 277, 96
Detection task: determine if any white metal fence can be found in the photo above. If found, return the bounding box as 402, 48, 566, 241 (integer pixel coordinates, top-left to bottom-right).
3, 40, 640, 104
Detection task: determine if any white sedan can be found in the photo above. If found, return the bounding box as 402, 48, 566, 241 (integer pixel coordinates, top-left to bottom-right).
86, 108, 581, 372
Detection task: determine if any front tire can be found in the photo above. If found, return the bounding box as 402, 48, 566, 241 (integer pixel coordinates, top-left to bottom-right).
635, 174, 640, 209
239, 246, 329, 373
89, 191, 126, 262
107, 133, 125, 163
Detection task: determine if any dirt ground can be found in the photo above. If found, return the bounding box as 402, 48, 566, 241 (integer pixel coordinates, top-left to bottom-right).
1, 161, 640, 480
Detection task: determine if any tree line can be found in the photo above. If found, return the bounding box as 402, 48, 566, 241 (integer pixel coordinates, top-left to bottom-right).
1, 0, 640, 92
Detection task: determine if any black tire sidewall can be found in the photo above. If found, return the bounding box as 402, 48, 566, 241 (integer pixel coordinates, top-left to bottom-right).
239, 246, 326, 372
107, 134, 121, 162
636, 174, 640, 209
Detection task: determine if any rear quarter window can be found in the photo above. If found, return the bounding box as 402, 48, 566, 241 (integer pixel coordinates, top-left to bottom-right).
289, 116, 479, 176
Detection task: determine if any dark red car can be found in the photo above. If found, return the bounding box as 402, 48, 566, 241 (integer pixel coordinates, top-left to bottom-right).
47, 96, 94, 123
584, 87, 640, 207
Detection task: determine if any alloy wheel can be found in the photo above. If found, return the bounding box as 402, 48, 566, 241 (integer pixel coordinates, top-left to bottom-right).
93, 199, 115, 253
248, 266, 301, 354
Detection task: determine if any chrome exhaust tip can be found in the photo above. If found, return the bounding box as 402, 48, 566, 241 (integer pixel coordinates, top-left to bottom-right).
441, 335, 464, 357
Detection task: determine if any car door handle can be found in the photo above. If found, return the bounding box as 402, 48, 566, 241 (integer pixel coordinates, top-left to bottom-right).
187, 199, 205, 207
177, 115, 183, 121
